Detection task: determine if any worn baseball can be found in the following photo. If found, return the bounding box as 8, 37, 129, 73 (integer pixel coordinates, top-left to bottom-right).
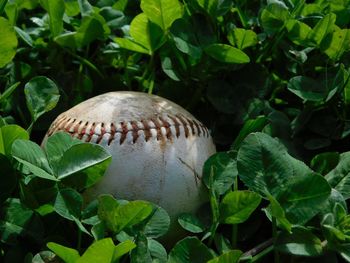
44, 91, 216, 234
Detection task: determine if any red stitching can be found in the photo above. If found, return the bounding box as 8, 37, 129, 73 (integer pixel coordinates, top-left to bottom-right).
47, 114, 209, 145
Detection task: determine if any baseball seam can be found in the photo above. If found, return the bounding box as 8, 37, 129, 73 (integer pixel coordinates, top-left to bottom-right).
47, 114, 210, 145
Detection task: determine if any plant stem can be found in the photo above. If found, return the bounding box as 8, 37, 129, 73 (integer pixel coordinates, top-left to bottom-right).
251, 245, 274, 262
27, 121, 34, 135
233, 5, 248, 28
242, 238, 273, 258
231, 176, 238, 248
77, 229, 82, 253
232, 225, 238, 248
63, 48, 104, 78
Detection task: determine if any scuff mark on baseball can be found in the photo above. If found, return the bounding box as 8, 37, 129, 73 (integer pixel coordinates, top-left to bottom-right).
43, 91, 216, 236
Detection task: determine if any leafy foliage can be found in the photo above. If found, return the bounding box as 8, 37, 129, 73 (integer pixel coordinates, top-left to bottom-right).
2, 0, 350, 262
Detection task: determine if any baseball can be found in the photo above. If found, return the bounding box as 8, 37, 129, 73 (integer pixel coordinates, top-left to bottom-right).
44, 91, 216, 235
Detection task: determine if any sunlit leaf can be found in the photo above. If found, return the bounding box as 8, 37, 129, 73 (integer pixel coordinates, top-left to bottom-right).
77, 238, 115, 263
0, 17, 18, 68
260, 3, 290, 34
12, 139, 57, 181
98, 195, 153, 233
0, 124, 29, 156
204, 44, 250, 64
228, 28, 257, 50
129, 13, 165, 54
55, 143, 111, 181
219, 191, 261, 224
114, 37, 150, 54
141, 0, 183, 30
39, 0, 65, 37
308, 13, 336, 46
47, 242, 80, 263
285, 19, 312, 46
322, 29, 350, 60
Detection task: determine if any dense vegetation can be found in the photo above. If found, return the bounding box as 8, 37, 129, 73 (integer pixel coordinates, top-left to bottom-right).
2, 0, 350, 262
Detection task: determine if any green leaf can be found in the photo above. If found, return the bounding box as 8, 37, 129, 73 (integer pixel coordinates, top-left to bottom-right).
0, 124, 29, 156
44, 132, 83, 175
228, 28, 257, 50
113, 240, 136, 261
321, 29, 350, 60
112, 0, 127, 11
98, 195, 154, 233
39, 0, 65, 37
0, 198, 44, 245
237, 133, 331, 225
47, 242, 80, 263
196, 0, 218, 17
204, 44, 250, 64
275, 227, 323, 256
178, 213, 205, 233
0, 17, 18, 68
287, 76, 327, 102
208, 250, 242, 263
11, 139, 57, 181
308, 13, 336, 46
77, 0, 93, 16
279, 173, 331, 225
325, 152, 350, 199
0, 81, 20, 103
310, 152, 340, 175
115, 200, 153, 231
160, 53, 181, 81
65, 0, 80, 16
143, 205, 170, 238
260, 3, 290, 34
237, 132, 311, 196
168, 237, 213, 263
54, 188, 82, 221
24, 76, 60, 122
55, 143, 111, 180
0, 0, 8, 15
0, 154, 16, 203
114, 37, 150, 54
285, 19, 312, 46
148, 239, 167, 262
129, 13, 165, 54
170, 18, 202, 59
77, 238, 115, 263
32, 251, 57, 263
55, 15, 107, 48
14, 26, 33, 47
231, 116, 268, 151
140, 0, 183, 31
4, 3, 17, 25
130, 233, 152, 263
220, 191, 261, 225
203, 152, 237, 195
329, 64, 350, 102
267, 196, 292, 232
